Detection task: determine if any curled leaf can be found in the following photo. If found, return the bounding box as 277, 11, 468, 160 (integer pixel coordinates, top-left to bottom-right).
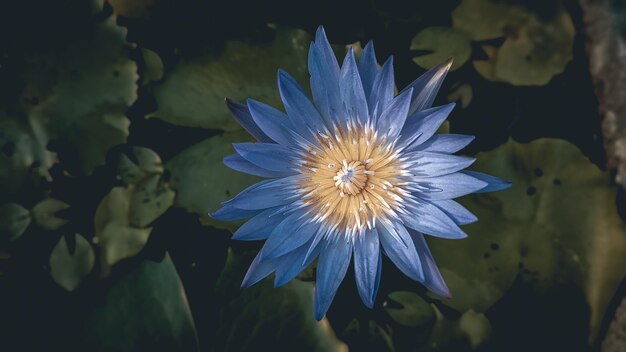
0, 203, 31, 242
32, 198, 70, 230
49, 233, 95, 291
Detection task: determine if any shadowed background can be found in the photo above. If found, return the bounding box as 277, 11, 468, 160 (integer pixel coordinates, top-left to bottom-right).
0, 0, 624, 351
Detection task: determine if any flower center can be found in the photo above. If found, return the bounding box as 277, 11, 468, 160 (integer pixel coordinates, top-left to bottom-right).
334, 160, 368, 195
297, 125, 409, 234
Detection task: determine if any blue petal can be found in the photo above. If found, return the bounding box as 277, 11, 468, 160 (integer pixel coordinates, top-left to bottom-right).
210, 204, 262, 221
400, 198, 467, 239
247, 99, 296, 146
225, 178, 297, 210
409, 230, 451, 297
278, 69, 327, 142
432, 199, 477, 225
225, 98, 272, 143
232, 208, 286, 241
224, 153, 292, 178
378, 222, 424, 281
401, 59, 453, 115
314, 238, 353, 320
408, 152, 475, 177
233, 143, 297, 173
413, 134, 475, 153
262, 214, 318, 259
340, 48, 370, 126
358, 41, 379, 100
309, 42, 342, 128
415, 172, 488, 201
354, 228, 382, 308
369, 56, 394, 120
463, 171, 512, 193
401, 103, 455, 150
314, 26, 340, 79
241, 250, 279, 288
274, 236, 323, 287
376, 87, 413, 140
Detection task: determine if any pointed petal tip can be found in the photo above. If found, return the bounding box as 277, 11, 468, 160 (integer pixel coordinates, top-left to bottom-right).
423, 280, 452, 298
364, 40, 374, 50
208, 209, 225, 220
315, 25, 326, 36
346, 46, 355, 57
314, 303, 326, 321
224, 97, 240, 108
438, 290, 452, 299
240, 276, 253, 288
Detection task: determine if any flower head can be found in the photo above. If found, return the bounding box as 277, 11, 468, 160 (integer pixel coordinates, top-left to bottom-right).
212, 27, 511, 320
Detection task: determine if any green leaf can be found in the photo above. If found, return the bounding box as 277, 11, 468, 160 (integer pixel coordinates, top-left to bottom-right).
212, 250, 348, 352
94, 148, 174, 274
166, 131, 261, 230
457, 310, 491, 349
16, 15, 137, 175
343, 319, 394, 352
129, 174, 175, 228
452, 0, 575, 85
118, 146, 165, 185
32, 198, 70, 230
452, 0, 527, 41
94, 187, 153, 275
49, 233, 95, 291
109, 0, 155, 18
148, 27, 310, 131
0, 203, 31, 242
385, 291, 435, 328
410, 27, 471, 71
140, 48, 165, 86
0, 113, 57, 197
427, 138, 626, 340
83, 254, 199, 351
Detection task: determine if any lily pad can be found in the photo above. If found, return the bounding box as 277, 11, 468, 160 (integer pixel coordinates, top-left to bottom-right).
0, 112, 57, 196
94, 187, 153, 276
342, 319, 394, 352
0, 203, 31, 243
49, 233, 95, 291
32, 198, 70, 230
129, 174, 175, 228
165, 131, 261, 230
458, 309, 491, 349
148, 27, 310, 131
452, 0, 575, 85
385, 291, 435, 328
94, 148, 174, 274
17, 15, 137, 175
427, 138, 626, 340
83, 254, 199, 351
213, 250, 347, 352
140, 48, 165, 86
118, 146, 165, 184
109, 0, 156, 18
410, 27, 471, 71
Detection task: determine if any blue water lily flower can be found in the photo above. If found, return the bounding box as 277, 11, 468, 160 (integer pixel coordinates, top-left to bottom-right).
211, 27, 510, 320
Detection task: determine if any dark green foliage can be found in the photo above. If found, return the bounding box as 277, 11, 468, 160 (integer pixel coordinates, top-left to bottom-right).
0, 0, 621, 351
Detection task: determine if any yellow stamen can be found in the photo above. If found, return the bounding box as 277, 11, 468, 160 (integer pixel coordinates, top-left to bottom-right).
299, 125, 407, 233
